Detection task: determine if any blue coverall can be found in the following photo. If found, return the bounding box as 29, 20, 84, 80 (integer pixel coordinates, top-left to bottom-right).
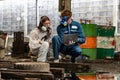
52, 20, 85, 63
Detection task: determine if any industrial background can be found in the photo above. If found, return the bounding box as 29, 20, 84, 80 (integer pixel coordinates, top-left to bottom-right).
0, 0, 120, 80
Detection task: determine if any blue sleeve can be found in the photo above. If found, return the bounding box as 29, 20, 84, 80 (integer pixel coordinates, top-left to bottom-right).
77, 23, 86, 44
57, 25, 63, 40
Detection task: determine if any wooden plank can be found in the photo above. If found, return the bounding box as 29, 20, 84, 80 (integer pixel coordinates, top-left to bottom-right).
49, 62, 90, 73
1, 71, 54, 80
0, 68, 50, 73
0, 68, 64, 79
50, 68, 65, 79
0, 60, 14, 68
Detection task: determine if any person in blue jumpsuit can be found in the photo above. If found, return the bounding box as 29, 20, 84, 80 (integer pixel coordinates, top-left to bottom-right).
52, 10, 85, 63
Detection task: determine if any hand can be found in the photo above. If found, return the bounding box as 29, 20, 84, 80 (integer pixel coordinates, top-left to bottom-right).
65, 40, 75, 46
39, 39, 44, 44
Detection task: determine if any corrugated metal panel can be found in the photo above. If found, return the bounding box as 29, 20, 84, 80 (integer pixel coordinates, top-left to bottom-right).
97, 25, 115, 37
80, 37, 97, 48
82, 48, 97, 60
97, 48, 114, 59
97, 36, 115, 49
82, 24, 97, 37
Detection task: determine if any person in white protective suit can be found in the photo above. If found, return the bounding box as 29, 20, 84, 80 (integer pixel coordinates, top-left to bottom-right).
29, 16, 52, 62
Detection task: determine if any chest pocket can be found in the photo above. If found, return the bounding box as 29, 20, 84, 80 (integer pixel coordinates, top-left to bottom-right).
71, 26, 78, 33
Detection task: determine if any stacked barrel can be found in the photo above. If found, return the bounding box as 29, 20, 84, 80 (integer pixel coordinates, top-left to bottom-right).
97, 25, 115, 59
80, 24, 97, 60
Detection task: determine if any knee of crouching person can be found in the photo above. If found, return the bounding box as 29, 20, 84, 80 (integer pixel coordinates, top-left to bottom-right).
43, 41, 49, 48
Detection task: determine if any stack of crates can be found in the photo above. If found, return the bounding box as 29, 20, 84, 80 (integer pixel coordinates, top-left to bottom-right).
97, 25, 115, 59
80, 24, 97, 60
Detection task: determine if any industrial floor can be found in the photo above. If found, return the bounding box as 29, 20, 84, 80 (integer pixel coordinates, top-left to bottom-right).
0, 55, 120, 80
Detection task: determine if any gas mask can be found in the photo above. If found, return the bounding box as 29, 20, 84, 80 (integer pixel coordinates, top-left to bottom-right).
60, 16, 69, 26
41, 26, 47, 32
41, 27, 52, 41
41, 24, 50, 32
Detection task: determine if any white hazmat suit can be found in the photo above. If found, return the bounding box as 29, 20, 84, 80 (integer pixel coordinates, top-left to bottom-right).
29, 27, 51, 62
